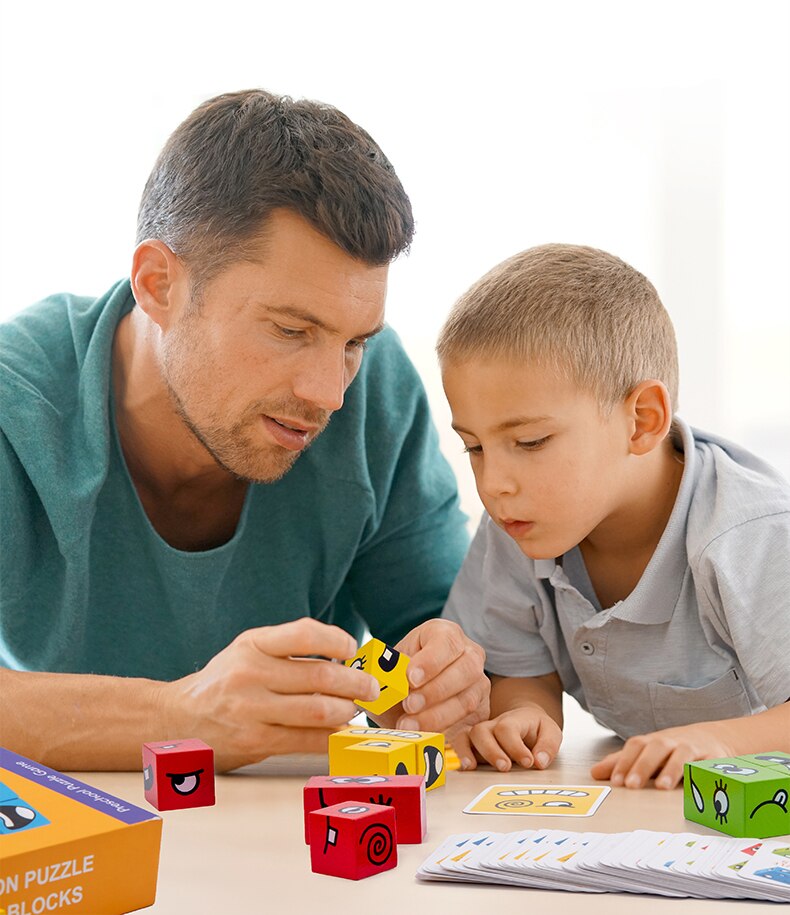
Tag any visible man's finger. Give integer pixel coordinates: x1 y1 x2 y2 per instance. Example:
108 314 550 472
269 657 380 702
397 683 485 733
402 650 488 715
253 693 360 730
242 618 357 661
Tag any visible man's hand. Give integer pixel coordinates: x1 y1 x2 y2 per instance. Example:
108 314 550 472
373 619 489 737
161 618 380 771
590 720 737 789
464 704 563 772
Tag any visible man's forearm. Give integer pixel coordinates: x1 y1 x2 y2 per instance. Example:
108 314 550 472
0 667 167 770
490 672 564 727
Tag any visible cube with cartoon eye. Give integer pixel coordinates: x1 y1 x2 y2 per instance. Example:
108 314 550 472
142 739 215 811
344 637 410 715
329 727 446 791
308 802 397 880
684 753 790 838
303 774 426 844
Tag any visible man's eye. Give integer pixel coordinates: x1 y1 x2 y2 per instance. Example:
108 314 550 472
517 436 549 451
345 338 368 351
274 325 305 339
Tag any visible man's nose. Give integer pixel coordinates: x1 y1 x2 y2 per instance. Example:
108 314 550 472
292 347 347 412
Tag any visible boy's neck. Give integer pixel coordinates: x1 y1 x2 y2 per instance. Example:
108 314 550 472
579 431 685 608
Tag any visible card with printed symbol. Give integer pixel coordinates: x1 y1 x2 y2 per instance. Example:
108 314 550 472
463 783 610 817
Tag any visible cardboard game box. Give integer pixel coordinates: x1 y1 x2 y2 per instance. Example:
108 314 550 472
0 748 161 915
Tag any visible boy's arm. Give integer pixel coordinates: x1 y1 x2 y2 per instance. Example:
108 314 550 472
491 672 564 725
591 701 790 790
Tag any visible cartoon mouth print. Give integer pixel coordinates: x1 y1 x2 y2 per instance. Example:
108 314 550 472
329 776 388 785
495 788 588 811
749 789 789 820
0 804 37 830
166 768 204 796
754 755 790 771
711 763 758 776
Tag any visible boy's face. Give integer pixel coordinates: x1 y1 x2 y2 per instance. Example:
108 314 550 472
442 357 631 560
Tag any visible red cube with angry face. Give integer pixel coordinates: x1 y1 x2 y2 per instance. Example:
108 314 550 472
142 739 215 811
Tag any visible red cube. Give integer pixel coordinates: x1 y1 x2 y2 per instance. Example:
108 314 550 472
142 739 215 811
303 775 426 844
309 802 397 880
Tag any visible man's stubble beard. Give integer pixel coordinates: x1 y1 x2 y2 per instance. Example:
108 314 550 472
160 318 330 484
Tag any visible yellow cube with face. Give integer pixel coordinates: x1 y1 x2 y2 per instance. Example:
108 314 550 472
328 727 446 791
328 739 416 778
344 638 410 715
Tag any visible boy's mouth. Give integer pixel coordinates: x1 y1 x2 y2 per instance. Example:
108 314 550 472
500 518 535 539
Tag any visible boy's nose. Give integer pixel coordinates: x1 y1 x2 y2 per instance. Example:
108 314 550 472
478 459 519 499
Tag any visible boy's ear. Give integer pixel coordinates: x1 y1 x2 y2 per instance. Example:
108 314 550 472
625 379 673 456
130 240 189 330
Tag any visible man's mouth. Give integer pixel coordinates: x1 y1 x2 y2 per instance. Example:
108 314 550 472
263 415 320 451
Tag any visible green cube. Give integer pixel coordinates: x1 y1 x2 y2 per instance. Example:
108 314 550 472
684 752 790 839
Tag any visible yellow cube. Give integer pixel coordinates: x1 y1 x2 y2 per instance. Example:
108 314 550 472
328 739 416 777
344 638 410 715
328 727 446 790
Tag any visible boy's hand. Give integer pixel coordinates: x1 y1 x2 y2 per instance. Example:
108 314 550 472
466 704 563 772
590 720 737 789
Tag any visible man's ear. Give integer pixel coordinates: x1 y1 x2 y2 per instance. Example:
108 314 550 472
130 240 189 330
625 379 673 456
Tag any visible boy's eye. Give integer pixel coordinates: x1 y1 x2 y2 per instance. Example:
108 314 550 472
517 436 550 451
462 444 482 455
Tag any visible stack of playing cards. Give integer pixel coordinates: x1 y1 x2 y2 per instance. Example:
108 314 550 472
417 829 790 900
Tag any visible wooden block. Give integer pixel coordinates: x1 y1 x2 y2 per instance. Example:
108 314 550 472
345 638 410 715
329 727 446 790
309 802 397 880
684 752 790 838
142 739 215 811
303 774 426 844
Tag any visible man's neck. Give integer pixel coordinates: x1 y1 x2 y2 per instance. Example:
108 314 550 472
111 309 248 551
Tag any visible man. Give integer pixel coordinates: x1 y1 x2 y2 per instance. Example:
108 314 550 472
0 90 487 771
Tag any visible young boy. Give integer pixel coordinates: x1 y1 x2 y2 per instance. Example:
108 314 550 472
438 244 790 790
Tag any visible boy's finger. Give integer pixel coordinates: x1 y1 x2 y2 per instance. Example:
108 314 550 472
590 751 620 780
469 725 512 772
492 720 534 769
530 722 562 770
655 748 688 789
447 728 477 771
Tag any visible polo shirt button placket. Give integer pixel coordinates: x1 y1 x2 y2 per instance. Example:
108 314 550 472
580 641 595 656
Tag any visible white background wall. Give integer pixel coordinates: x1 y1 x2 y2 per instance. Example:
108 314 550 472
1 0 788 527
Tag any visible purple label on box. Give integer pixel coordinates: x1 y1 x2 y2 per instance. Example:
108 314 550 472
0 748 158 825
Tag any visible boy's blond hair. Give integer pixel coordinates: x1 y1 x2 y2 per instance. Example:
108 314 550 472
437 244 679 412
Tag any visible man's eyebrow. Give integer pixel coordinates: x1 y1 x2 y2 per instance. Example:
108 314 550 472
266 305 384 339
452 415 554 435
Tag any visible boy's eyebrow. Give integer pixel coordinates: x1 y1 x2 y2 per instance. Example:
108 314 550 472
265 304 385 339
452 415 554 435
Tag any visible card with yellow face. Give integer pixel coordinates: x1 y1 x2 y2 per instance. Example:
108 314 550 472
463 784 611 817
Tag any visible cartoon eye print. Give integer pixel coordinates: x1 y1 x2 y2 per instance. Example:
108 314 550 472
143 764 154 791
329 776 388 785
166 768 204 796
423 746 444 788
495 799 534 809
749 789 789 820
713 779 730 824
349 655 366 671
0 804 36 830
540 801 574 808
323 821 339 853
688 771 705 813
363 741 392 748
755 755 790 771
712 763 758 776
369 793 394 806
377 646 401 674
338 805 370 815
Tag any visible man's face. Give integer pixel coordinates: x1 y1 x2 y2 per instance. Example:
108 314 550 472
442 357 631 560
159 210 388 483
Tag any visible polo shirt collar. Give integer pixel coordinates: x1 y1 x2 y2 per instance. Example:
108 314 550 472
536 418 697 625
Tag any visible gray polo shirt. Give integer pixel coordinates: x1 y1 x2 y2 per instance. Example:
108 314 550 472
443 418 790 738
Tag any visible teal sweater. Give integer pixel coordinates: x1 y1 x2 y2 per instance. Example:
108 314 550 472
0 281 468 680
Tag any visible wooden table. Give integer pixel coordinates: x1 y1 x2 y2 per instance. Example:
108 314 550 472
79 702 785 914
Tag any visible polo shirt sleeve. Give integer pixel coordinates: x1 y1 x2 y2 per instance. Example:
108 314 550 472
442 514 557 678
696 511 790 709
